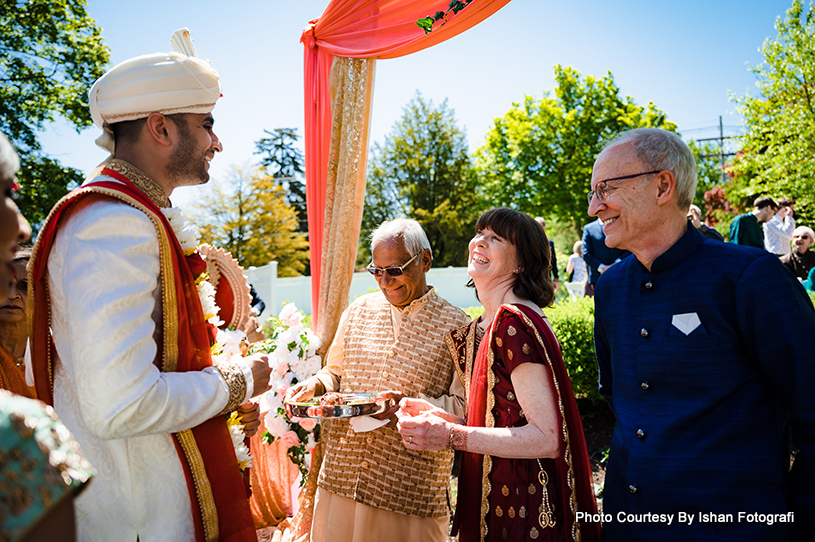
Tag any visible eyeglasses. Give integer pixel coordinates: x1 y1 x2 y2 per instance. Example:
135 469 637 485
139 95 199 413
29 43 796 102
586 170 662 205
366 252 420 277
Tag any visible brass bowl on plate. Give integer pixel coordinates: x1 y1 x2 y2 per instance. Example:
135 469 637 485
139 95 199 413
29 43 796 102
284 393 394 419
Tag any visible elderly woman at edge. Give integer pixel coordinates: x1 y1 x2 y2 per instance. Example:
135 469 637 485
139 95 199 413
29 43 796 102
0 246 35 397
398 208 599 542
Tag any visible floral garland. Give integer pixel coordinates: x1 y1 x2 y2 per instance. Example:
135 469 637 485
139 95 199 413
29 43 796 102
162 207 250 470
251 303 322 484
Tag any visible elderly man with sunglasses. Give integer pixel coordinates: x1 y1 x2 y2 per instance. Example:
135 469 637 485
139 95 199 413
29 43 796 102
287 218 469 542
589 128 815 541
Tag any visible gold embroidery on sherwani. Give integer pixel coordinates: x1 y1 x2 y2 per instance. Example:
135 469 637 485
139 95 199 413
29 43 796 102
318 290 469 518
32 184 220 541
215 362 248 416
105 159 171 208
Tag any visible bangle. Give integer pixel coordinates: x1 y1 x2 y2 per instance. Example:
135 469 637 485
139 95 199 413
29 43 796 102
449 424 468 451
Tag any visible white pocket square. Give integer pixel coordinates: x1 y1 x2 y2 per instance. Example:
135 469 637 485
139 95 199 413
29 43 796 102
672 312 701 336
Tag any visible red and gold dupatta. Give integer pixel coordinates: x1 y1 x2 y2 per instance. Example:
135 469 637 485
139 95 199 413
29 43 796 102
449 304 599 542
29 169 255 542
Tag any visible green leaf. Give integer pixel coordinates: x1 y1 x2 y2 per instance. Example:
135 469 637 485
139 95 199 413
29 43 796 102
416 17 434 34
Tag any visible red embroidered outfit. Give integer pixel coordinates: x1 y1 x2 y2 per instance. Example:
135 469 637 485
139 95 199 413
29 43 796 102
446 304 599 542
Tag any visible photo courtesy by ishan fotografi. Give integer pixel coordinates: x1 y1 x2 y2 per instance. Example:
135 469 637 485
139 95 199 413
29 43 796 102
576 511 797 526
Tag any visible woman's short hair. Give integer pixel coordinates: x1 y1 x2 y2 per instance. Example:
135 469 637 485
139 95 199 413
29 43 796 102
468 207 555 308
794 226 815 240
370 218 432 259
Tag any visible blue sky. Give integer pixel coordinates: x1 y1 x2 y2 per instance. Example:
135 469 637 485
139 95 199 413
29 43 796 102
38 0 795 206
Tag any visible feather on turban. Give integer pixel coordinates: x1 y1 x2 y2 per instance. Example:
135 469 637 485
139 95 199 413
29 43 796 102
89 28 221 153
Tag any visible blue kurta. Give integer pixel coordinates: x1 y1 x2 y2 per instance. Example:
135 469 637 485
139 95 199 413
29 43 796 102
595 223 815 541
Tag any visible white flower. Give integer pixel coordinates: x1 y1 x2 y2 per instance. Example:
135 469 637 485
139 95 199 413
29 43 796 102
226 411 252 470
162 207 200 256
264 409 291 438
197 279 220 321
220 329 247 361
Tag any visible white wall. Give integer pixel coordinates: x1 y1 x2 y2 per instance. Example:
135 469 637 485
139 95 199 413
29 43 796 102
244 263 478 325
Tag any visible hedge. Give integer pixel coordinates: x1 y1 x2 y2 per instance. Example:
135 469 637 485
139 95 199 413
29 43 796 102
464 297 601 404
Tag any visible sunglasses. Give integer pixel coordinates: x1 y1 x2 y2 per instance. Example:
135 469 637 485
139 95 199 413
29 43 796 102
366 252 420 277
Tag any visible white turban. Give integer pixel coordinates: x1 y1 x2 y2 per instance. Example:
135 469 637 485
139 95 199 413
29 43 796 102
89 28 221 153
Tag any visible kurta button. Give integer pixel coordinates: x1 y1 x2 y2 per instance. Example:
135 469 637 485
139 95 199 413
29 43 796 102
641 381 650 390
636 429 645 439
361 461 368 468
645 281 653 289
629 484 638 494
366 437 373 445
382 371 389 378
640 328 649 338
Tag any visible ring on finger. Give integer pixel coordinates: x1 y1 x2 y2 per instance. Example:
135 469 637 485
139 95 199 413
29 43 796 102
408 436 413 444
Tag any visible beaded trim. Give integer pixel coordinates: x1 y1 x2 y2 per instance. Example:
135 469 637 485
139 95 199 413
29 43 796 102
215 362 247 416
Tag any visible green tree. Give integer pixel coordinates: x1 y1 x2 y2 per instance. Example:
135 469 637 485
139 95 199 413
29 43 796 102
1 0 110 226
729 0 815 226
687 140 732 209
255 128 307 232
476 65 676 232
360 92 481 267
192 166 309 277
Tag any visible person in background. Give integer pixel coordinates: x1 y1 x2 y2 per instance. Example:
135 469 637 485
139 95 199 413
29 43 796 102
729 196 777 248
0 131 92 542
687 204 724 242
780 226 815 281
566 240 588 283
0 247 35 398
581 217 628 296
764 196 795 256
0 131 30 301
535 217 559 291
589 127 814 541
249 283 266 317
286 218 470 542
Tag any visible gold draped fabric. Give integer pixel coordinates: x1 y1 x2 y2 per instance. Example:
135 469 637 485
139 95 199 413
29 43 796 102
288 56 376 541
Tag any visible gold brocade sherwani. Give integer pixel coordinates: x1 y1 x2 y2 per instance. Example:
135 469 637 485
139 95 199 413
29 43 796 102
318 289 470 518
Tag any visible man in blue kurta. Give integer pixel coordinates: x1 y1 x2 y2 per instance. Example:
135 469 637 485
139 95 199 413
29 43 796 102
588 128 815 541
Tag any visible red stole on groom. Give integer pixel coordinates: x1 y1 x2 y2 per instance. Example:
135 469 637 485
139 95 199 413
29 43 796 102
29 167 256 542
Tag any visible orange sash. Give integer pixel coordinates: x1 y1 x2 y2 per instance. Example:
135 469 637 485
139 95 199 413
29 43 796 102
29 170 256 542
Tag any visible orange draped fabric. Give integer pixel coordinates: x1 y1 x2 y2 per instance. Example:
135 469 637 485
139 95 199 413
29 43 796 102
302 0 511 326
0 345 36 399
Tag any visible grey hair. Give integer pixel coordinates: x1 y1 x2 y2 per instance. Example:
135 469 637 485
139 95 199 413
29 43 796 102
605 128 697 209
794 226 815 239
370 218 432 258
0 131 20 181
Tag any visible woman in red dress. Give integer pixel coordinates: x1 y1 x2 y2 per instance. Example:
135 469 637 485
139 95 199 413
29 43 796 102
397 208 599 542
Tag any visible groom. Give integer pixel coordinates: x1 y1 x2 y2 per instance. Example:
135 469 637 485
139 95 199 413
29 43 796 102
30 30 271 542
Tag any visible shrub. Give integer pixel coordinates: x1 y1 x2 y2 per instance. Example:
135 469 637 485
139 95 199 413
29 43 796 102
545 297 601 404
461 298 600 404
